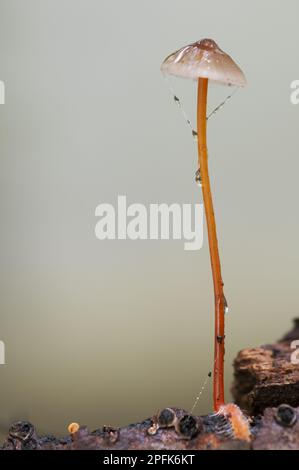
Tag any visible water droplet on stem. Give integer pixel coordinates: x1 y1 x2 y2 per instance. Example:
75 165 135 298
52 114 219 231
195 168 202 187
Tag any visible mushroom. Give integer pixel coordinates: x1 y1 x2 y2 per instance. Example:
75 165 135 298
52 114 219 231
68 422 80 434
161 39 246 411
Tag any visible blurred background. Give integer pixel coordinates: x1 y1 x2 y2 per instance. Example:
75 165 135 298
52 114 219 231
0 0 298 441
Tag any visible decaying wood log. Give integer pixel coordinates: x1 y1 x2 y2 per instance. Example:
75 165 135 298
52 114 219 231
1 410 246 451
252 405 299 450
232 319 299 414
2 404 299 450
1 320 299 450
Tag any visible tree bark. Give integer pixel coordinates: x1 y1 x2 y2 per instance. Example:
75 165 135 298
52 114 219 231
2 320 299 450
232 318 299 414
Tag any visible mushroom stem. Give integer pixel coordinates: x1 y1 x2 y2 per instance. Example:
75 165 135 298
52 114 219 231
197 78 225 411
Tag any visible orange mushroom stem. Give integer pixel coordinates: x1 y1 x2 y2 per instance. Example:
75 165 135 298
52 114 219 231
197 77 225 410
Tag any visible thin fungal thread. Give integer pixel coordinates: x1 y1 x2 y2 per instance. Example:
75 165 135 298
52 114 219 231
190 361 215 415
163 74 197 140
190 343 230 414
163 75 239 190
206 86 239 120
163 74 239 137
190 374 211 415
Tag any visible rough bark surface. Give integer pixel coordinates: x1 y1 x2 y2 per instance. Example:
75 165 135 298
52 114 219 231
232 319 299 414
2 320 299 450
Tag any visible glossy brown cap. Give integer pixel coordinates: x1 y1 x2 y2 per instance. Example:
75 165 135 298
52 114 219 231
161 39 246 87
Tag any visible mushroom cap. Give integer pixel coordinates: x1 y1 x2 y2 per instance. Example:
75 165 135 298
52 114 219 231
161 39 247 87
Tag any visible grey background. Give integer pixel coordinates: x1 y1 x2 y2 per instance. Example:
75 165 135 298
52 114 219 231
0 0 298 439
